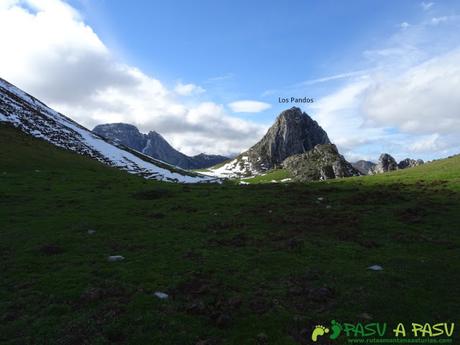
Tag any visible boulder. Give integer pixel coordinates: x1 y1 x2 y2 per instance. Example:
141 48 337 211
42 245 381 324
398 158 424 169
370 153 398 174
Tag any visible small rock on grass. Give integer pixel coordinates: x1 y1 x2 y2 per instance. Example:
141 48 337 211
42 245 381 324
357 312 374 320
154 291 169 300
367 265 383 271
107 255 124 262
87 229 96 235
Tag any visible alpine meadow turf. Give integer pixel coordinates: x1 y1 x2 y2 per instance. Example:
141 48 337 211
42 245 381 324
1 124 459 344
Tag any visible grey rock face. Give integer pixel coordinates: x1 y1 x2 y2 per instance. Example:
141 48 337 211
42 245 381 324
93 123 145 152
227 107 330 176
93 123 228 169
352 160 376 175
398 158 424 169
282 144 361 181
142 130 195 168
370 153 398 174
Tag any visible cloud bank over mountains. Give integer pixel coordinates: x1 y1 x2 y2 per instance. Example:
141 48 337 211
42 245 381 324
309 7 460 161
0 0 459 161
0 0 267 156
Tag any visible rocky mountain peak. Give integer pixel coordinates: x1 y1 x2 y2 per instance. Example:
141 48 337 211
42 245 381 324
209 107 332 177
371 153 398 174
270 107 330 148
93 123 228 169
247 108 330 169
352 160 376 175
93 123 145 152
277 106 305 122
146 130 163 139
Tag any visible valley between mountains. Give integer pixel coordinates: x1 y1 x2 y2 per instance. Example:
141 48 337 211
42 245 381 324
0 78 459 344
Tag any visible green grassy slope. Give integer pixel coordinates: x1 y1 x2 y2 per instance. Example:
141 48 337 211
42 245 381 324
352 155 460 185
1 124 459 345
242 156 460 185
241 169 292 184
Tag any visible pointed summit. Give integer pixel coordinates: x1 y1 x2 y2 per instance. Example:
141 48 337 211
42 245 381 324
209 107 331 177
247 107 331 169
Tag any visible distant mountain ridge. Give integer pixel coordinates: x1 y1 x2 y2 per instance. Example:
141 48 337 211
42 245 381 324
93 123 228 169
0 77 218 183
352 160 376 175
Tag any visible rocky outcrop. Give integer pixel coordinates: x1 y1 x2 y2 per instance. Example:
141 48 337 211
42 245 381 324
93 123 228 169
282 144 361 181
369 154 425 174
398 158 424 169
352 160 376 175
370 153 398 174
210 107 330 177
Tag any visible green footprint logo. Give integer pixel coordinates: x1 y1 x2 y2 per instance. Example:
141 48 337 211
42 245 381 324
330 320 342 340
311 325 329 342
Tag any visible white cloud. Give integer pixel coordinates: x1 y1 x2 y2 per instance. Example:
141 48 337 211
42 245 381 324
309 12 460 162
421 2 434 11
400 22 410 29
174 82 205 96
0 0 266 156
165 102 268 155
363 49 460 135
311 48 460 161
299 70 369 86
310 78 391 160
408 134 442 152
228 100 271 113
431 16 447 25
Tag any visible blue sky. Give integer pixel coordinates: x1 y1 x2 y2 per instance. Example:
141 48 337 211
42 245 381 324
1 0 460 160
69 0 429 104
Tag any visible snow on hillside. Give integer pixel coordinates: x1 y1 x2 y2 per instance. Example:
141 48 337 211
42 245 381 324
0 78 219 183
203 155 261 178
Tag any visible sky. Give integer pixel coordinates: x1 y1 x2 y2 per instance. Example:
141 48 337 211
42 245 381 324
0 0 460 161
